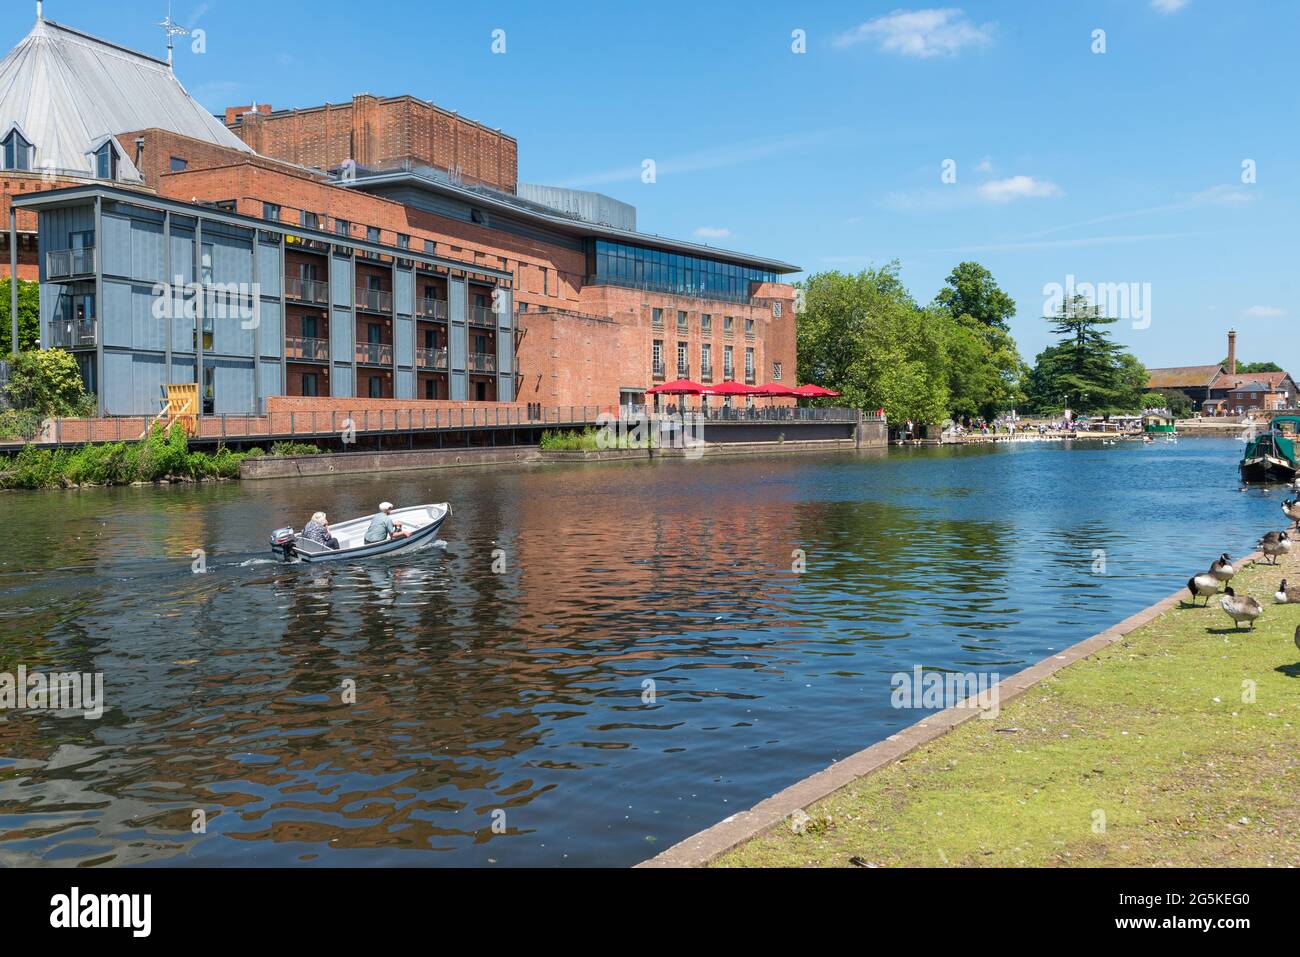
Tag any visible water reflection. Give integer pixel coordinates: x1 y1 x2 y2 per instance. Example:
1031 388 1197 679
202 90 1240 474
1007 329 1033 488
0 439 1284 866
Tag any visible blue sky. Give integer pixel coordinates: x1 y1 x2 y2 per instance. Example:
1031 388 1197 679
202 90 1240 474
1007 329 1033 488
9 1 1299 371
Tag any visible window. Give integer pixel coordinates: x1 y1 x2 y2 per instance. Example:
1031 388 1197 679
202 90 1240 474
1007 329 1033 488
724 345 734 378
583 239 780 303
424 239 437 254
301 315 318 340
724 316 734 335
367 226 380 244
202 366 215 415
398 234 409 249
302 372 319 397
772 361 782 381
335 219 350 236
200 243 214 285
677 341 688 377
652 339 664 376
264 202 281 221
169 156 188 173
701 313 712 334
773 301 782 317
702 342 712 373
652 307 664 328
745 318 755 336
93 141 119 180
745 347 755 381
677 310 688 332
3 129 31 171
301 210 319 229
424 377 437 400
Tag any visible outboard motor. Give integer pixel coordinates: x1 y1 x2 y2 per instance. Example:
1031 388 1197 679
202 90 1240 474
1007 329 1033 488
270 527 297 562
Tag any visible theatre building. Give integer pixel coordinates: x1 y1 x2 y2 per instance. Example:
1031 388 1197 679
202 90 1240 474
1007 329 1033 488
3 12 799 418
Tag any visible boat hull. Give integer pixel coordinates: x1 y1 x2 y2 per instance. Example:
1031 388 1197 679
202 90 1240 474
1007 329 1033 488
1240 455 1298 484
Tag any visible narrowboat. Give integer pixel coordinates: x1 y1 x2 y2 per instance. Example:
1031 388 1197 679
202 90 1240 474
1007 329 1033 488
1240 416 1300 483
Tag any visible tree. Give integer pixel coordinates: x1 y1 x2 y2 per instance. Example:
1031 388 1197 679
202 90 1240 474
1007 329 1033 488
932 261 1017 331
3 348 94 416
1142 389 1192 417
1219 358 1283 374
1024 293 1147 414
0 278 40 354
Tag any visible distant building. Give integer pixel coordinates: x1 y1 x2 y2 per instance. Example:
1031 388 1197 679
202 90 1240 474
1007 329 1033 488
1146 330 1296 414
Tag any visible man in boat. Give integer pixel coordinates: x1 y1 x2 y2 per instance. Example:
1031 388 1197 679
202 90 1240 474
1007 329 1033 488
363 502 411 544
301 511 341 550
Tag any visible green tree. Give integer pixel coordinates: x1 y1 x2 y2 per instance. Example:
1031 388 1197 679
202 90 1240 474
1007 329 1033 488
1142 389 1192 417
932 261 1017 331
1219 359 1283 374
0 278 40 354
3 348 94 416
1025 293 1146 414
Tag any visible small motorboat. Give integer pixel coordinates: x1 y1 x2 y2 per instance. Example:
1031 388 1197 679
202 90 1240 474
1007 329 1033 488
270 503 450 563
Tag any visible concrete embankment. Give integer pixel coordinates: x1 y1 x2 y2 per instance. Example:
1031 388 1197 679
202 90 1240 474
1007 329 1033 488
240 446 542 480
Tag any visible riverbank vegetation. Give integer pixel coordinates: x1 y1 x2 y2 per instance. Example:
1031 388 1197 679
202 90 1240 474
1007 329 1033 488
0 278 39 354
539 427 653 451
717 550 1300 867
0 422 249 489
0 348 97 440
797 263 1151 424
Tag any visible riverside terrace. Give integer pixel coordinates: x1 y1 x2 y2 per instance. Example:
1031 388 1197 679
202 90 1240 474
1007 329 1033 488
0 400 878 453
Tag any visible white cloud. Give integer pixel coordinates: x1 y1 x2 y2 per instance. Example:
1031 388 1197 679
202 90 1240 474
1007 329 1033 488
833 8 994 58
975 157 993 174
1241 305 1284 318
976 175 1063 203
1151 0 1190 14
1185 184 1254 207
692 227 731 240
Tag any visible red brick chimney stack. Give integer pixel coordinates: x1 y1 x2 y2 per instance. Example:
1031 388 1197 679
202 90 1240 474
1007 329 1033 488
1227 329 1237 375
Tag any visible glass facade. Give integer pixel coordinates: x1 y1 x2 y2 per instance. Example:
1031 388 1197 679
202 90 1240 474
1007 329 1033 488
584 239 779 304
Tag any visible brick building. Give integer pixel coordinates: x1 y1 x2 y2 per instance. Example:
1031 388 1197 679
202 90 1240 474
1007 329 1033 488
4 12 799 417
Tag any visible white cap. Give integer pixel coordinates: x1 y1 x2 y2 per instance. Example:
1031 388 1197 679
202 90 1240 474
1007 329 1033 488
379 502 394 511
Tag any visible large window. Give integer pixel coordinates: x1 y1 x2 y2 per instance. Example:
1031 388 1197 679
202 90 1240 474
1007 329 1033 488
584 239 780 304
3 130 31 171
94 141 119 180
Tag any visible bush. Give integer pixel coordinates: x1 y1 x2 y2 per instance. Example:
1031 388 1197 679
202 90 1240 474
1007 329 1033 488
3 349 95 417
270 440 324 457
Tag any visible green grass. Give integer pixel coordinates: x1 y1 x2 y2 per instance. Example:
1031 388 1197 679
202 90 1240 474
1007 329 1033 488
539 427 653 451
716 551 1300 868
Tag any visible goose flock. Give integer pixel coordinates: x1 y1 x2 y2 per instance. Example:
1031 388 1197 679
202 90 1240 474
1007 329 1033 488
1183 480 1300 633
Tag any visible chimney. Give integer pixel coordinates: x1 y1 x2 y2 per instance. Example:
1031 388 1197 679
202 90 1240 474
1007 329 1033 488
1227 329 1237 375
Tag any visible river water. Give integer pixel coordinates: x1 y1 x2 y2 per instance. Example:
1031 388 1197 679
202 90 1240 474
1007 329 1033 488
0 437 1285 866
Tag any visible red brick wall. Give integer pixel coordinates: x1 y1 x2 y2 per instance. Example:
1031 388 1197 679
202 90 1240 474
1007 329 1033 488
228 95 518 193
1 171 106 280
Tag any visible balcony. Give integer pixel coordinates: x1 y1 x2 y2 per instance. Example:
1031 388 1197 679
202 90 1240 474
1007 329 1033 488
47 247 96 279
355 341 394 366
418 297 448 320
356 287 393 313
701 363 713 383
285 336 329 361
724 367 734 381
469 305 496 327
417 347 448 370
48 318 97 349
677 365 690 379
286 276 329 305
745 371 756 385
468 352 497 374
652 359 666 380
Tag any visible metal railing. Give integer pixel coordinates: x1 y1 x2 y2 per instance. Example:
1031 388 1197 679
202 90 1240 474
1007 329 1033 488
355 341 394 365
6 404 868 447
417 347 448 370
285 276 329 305
418 297 448 320
48 319 98 349
700 364 713 382
468 352 497 373
745 372 756 385
356 287 393 313
285 336 329 361
469 305 497 327
652 360 666 379
677 365 690 378
47 247 96 279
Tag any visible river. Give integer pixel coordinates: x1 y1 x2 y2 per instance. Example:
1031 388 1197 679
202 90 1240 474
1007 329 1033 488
0 437 1285 866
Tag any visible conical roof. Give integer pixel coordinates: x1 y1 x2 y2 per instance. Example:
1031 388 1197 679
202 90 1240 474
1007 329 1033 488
0 16 251 180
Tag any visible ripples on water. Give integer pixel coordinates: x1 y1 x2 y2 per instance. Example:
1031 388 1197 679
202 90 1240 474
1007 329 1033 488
0 438 1285 866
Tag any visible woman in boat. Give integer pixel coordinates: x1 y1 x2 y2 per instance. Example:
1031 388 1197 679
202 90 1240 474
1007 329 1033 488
302 512 341 550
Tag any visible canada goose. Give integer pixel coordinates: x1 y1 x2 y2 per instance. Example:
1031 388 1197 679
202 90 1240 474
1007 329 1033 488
1275 579 1300 604
1187 572 1220 606
1209 554 1236 584
1260 530 1292 565
1220 587 1262 630
1282 498 1300 527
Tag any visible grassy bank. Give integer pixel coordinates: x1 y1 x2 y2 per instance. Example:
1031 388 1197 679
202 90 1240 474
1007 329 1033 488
0 425 325 490
539 426 653 451
716 547 1300 867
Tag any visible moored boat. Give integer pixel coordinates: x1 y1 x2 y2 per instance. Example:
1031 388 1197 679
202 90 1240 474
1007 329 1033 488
1240 415 1300 483
1142 413 1177 435
270 503 451 563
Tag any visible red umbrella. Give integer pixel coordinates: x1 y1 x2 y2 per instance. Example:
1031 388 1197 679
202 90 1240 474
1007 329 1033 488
702 381 758 396
791 384 841 397
646 379 705 395
751 383 799 397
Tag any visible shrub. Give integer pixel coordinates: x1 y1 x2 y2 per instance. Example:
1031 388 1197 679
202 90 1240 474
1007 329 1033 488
270 440 324 457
